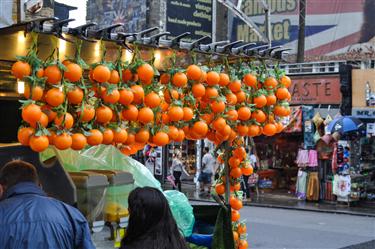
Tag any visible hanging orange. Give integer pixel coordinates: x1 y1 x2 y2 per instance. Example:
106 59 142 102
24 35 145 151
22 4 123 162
251 109 267 123
87 129 103 145
131 85 145 104
45 88 64 107
108 70 120 84
192 121 208 136
168 106 184 122
160 73 171 84
80 105 95 122
266 94 277 106
67 87 83 105
276 87 290 100
254 94 267 108
144 92 161 108
205 87 218 99
263 123 277 136
183 107 194 121
206 71 220 86
226 109 238 121
64 63 82 82
213 117 226 131
243 73 257 88
138 107 154 124
248 124 260 137
210 100 226 113
172 72 188 87
29 135 49 152
95 106 113 123
113 128 128 143
280 75 291 88
22 104 42 124
24 85 44 101
54 133 72 150
102 129 114 145
44 65 62 84
264 76 278 89
119 88 134 105
153 132 170 146
18 127 35 146
229 80 242 93
237 106 251 121
192 83 206 98
54 113 74 129
186 64 202 81
235 91 246 103
218 73 230 86
168 126 179 141
237 125 249 136
11 61 31 79
137 63 154 84
71 133 87 150
93 65 111 83
135 129 150 144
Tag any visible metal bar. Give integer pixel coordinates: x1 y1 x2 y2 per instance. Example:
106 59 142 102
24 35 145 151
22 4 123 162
218 0 269 43
224 141 230 204
212 0 217 43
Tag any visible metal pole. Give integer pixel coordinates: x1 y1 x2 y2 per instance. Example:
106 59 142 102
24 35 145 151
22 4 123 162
212 0 217 42
17 0 25 23
265 8 271 47
224 141 231 204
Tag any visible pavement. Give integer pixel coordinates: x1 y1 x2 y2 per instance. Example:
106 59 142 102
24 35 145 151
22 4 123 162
164 181 375 217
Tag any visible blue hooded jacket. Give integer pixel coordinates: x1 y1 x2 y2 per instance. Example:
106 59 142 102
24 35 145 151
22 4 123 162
0 182 95 249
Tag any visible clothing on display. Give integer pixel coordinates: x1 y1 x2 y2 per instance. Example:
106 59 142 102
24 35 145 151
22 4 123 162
306 172 319 201
333 175 351 197
296 149 309 167
296 169 307 200
308 150 318 167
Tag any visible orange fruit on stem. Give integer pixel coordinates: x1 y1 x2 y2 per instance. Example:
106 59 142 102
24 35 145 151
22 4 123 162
237 125 249 136
137 63 154 84
44 65 62 84
230 167 242 178
192 83 206 98
96 106 113 123
108 70 120 84
102 88 120 104
276 87 290 100
80 105 95 122
153 132 170 146
29 112 48 128
122 69 133 82
54 133 72 150
236 91 246 103
168 126 179 141
144 92 161 108
71 133 87 150
211 100 226 113
206 71 220 86
231 209 240 222
238 240 248 249
192 121 208 136
264 76 278 90
93 65 111 83
24 85 43 101
138 107 154 124
229 196 243 210
226 109 238 121
205 87 218 99
119 89 134 105
102 129 114 145
29 135 49 152
183 107 194 121
113 128 128 143
238 106 251 121
266 94 277 106
45 88 65 107
213 117 226 131
254 94 267 108
87 129 103 145
67 87 83 105
22 104 42 124
243 73 257 88
248 124 261 137
218 73 230 86
280 75 291 88
215 183 225 195
252 109 267 123
226 93 237 105
64 63 82 82
160 73 171 84
11 61 31 79
242 166 254 176
186 65 202 81
263 123 277 136
18 127 35 145
135 129 150 144
168 106 184 122
124 133 135 145
54 113 74 129
122 104 139 121
172 72 188 87
131 85 144 104
229 80 242 93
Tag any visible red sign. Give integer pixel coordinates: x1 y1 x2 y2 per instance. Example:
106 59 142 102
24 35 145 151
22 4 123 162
289 75 342 104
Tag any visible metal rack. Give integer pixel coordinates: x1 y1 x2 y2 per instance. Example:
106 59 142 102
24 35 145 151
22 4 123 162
0 17 290 62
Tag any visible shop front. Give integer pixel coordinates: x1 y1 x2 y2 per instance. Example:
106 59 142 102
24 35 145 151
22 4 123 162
253 73 343 201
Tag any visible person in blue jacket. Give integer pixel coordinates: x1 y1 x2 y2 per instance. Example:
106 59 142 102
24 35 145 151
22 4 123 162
0 160 95 249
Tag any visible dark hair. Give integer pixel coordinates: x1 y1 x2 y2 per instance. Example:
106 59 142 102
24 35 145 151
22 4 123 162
121 187 188 249
0 160 39 188
204 147 209 153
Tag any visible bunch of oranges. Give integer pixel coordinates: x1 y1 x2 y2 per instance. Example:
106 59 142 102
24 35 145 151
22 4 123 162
13 40 292 249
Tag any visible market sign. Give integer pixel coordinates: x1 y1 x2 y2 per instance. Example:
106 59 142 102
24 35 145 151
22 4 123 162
288 75 341 105
352 108 375 119
166 0 212 40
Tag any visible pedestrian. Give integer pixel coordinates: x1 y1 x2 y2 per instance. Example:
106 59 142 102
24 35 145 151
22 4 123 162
121 187 189 249
170 150 189 192
199 147 215 195
0 160 95 249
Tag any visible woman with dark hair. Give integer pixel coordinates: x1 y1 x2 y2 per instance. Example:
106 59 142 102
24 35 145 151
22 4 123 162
121 187 189 249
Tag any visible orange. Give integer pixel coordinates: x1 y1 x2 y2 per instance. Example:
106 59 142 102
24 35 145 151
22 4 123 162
67 87 83 105
93 65 111 83
186 65 202 81
18 127 35 145
237 106 251 121
276 87 290 100
280 75 291 88
168 106 184 122
254 94 267 108
243 73 257 88
172 72 188 87
231 209 240 222
138 107 154 124
218 73 230 86
159 73 171 84
11 61 31 79
95 106 113 123
54 133 72 150
168 126 179 141
54 113 74 129
102 129 114 145
80 105 95 122
122 105 138 121
29 112 48 128
192 121 208 136
215 184 225 195
251 109 267 123
144 92 161 108
153 132 170 146
45 88 65 107
64 63 82 82
102 89 120 104
263 123 277 136
22 104 42 124
206 71 220 86
108 70 120 84
205 87 218 99
237 125 249 136
192 83 206 98
131 85 144 104
87 129 103 145
226 109 238 121
44 65 62 84
71 133 87 150
226 93 237 105
29 135 49 152
264 76 278 89
236 91 246 103
183 107 194 121
118 89 134 105
213 117 226 131
266 94 277 106
210 100 225 113
229 80 241 93
135 129 150 144
229 196 243 210
24 85 44 101
113 128 128 143
137 63 154 84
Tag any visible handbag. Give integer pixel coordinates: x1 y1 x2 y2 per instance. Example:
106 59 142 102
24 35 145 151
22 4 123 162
248 173 259 186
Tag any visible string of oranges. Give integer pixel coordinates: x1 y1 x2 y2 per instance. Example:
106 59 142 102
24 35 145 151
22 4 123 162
12 35 292 249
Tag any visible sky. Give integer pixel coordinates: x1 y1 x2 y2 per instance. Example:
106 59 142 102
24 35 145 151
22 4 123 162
55 0 87 27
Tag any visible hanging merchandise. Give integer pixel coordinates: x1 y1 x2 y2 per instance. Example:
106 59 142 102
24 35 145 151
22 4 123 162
306 172 320 201
312 111 324 129
295 169 307 200
313 130 321 143
308 150 318 167
296 148 309 167
303 106 315 148
333 175 351 197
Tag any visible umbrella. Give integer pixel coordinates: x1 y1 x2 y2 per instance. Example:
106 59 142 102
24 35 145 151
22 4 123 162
327 116 364 134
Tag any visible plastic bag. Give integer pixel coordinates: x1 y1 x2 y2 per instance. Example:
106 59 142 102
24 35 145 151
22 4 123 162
40 145 161 190
164 190 195 237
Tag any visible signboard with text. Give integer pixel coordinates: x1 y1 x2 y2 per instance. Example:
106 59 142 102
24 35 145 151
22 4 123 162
289 75 342 105
166 0 212 40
